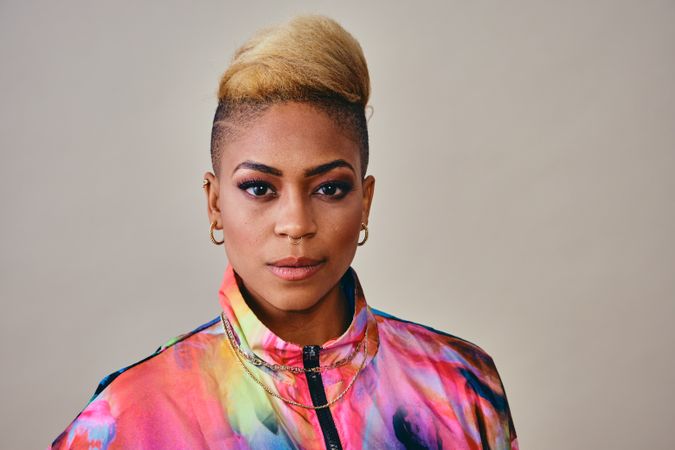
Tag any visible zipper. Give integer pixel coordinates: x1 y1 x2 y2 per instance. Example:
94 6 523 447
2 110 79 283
303 345 343 450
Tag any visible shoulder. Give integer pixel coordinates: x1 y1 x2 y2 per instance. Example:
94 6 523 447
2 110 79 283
50 316 224 449
74 315 224 406
372 307 496 366
91 315 223 396
371 308 517 442
371 307 507 402
371 307 518 446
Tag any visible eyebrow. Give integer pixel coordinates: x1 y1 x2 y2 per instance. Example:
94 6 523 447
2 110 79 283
232 159 356 177
232 161 282 176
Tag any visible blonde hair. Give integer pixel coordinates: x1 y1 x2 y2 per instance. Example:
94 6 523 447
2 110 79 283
211 15 371 176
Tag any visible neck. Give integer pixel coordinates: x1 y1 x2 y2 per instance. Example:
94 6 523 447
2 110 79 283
241 282 351 347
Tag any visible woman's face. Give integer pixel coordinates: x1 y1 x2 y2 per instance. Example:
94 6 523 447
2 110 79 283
204 102 375 314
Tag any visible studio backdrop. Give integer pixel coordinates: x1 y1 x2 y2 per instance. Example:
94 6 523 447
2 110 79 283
1 1 674 449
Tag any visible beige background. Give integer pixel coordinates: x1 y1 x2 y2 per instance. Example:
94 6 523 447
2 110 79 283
1 1 674 449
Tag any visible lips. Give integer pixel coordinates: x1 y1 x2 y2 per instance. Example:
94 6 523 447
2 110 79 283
267 257 325 281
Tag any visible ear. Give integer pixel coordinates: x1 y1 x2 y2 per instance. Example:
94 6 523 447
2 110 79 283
203 171 221 228
360 175 375 225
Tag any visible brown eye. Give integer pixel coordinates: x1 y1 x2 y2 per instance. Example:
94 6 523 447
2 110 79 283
320 184 338 195
315 181 352 198
249 185 269 196
238 180 276 198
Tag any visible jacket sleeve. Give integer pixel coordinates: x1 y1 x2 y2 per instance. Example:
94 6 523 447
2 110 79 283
49 395 118 450
48 341 164 449
467 353 519 450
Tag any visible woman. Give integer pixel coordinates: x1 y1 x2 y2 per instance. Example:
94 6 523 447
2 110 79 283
51 15 518 450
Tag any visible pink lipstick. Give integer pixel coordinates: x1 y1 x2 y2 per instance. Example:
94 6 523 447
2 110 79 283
268 257 325 281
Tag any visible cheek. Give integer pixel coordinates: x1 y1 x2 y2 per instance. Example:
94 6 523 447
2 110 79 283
219 193 267 249
318 200 363 243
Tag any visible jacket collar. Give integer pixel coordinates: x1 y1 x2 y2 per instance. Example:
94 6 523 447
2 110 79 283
218 263 378 375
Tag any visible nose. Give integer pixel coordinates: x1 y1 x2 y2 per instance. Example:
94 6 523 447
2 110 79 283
273 189 318 240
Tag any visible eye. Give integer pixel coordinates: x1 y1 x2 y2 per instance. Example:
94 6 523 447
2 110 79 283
314 181 352 199
238 180 276 198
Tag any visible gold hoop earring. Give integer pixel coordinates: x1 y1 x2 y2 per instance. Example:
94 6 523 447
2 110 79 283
357 222 368 246
210 221 224 245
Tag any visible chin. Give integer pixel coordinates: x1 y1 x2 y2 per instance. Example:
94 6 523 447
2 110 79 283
271 298 322 313
266 285 328 313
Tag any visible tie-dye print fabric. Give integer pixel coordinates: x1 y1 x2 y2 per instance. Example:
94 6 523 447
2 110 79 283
50 264 518 449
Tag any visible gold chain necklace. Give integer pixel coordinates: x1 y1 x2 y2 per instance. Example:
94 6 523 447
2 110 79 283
220 312 368 410
221 313 364 374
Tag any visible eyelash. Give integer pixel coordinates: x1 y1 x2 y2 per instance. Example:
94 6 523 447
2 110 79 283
237 179 353 200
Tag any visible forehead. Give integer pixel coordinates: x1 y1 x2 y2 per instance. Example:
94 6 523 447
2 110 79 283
218 102 360 175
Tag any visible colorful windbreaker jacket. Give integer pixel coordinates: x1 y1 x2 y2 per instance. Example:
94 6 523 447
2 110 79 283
51 264 519 449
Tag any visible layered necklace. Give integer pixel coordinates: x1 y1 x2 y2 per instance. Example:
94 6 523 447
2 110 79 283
220 312 368 410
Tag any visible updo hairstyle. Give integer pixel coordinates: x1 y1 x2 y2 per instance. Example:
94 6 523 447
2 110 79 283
210 15 371 178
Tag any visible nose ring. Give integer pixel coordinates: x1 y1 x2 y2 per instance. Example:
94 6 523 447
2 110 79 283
288 235 302 245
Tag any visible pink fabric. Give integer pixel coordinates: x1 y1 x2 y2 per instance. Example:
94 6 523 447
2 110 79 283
50 264 518 449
